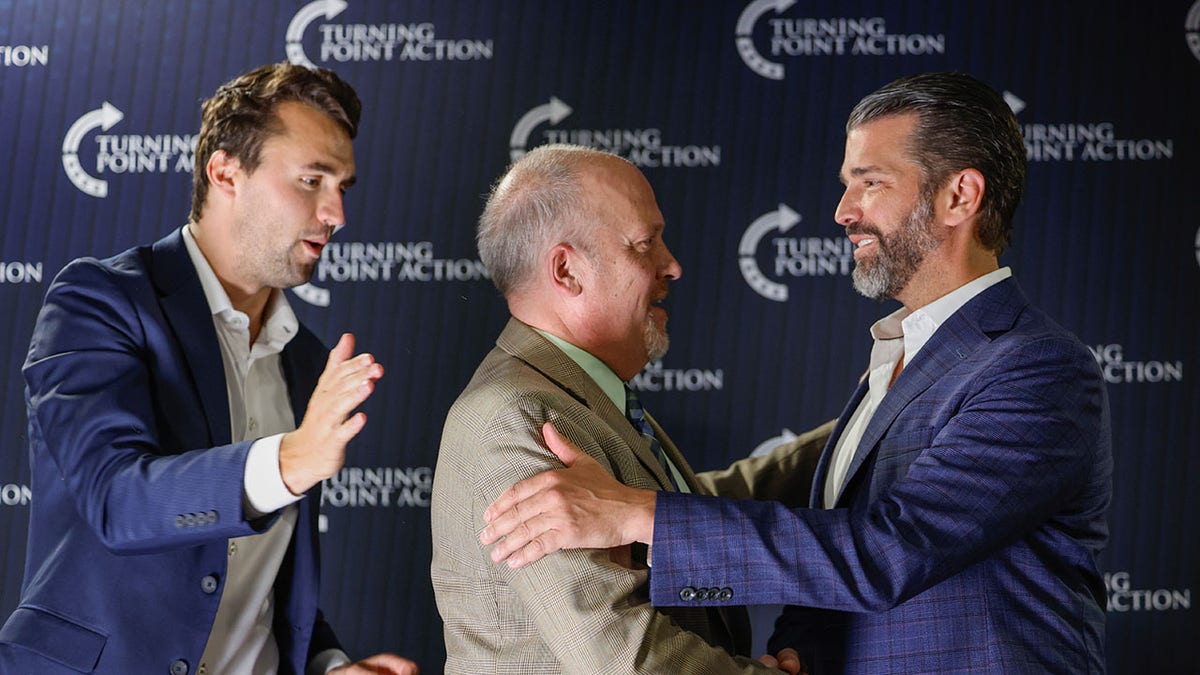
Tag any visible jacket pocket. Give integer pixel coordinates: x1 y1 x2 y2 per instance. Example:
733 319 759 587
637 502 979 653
0 606 107 672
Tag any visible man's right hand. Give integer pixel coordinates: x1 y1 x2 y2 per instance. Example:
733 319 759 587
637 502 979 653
758 648 806 675
279 333 383 495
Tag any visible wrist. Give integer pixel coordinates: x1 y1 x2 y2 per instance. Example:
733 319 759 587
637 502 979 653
278 431 313 496
626 487 657 544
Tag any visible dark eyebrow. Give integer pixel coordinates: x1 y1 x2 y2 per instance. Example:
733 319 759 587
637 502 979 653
838 165 885 184
303 162 356 188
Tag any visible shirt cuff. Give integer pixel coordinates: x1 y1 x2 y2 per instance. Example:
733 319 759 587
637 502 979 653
308 648 352 675
243 433 303 518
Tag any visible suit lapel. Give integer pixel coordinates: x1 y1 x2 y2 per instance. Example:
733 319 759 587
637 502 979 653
811 379 868 509
149 230 232 446
645 411 700 492
496 319 677 491
832 279 1028 506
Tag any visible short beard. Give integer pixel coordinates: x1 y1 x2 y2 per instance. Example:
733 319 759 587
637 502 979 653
851 194 940 301
644 318 670 363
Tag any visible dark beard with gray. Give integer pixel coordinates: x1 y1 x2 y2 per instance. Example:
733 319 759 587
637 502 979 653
850 196 940 301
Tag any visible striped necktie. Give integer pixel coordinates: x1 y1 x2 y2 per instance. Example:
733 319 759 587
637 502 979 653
624 386 680 491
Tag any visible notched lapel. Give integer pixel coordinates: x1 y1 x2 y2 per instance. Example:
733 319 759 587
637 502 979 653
150 232 232 447
496 319 677 490
833 279 1027 505
813 380 868 509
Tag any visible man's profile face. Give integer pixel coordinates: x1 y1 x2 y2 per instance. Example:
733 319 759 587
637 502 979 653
575 159 681 378
834 113 943 302
228 100 357 291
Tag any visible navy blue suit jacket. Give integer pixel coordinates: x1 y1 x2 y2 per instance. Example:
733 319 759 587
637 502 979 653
649 279 1112 673
0 230 339 674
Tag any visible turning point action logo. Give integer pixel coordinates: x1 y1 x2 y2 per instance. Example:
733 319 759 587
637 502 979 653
1 43 47 67
1106 571 1191 612
62 102 196 198
738 203 851 302
286 0 493 68
1088 344 1183 384
1187 1 1200 64
1006 92 1173 163
318 465 432 532
509 96 721 168
0 482 31 507
735 0 945 80
291 240 489 308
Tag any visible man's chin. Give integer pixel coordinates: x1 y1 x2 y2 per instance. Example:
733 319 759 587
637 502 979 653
645 334 670 363
851 264 891 302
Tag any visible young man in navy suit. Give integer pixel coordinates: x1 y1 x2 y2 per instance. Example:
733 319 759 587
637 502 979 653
0 63 417 675
481 72 1112 674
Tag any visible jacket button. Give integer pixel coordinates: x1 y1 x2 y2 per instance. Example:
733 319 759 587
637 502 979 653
170 659 189 675
679 586 697 601
200 574 219 594
718 587 733 601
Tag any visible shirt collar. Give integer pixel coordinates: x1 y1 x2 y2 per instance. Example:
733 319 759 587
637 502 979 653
532 328 627 412
871 267 1012 363
181 224 299 350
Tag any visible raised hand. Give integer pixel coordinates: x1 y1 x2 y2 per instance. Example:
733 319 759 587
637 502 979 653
279 333 384 495
480 422 657 568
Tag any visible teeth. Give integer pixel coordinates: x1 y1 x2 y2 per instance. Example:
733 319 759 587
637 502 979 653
857 238 875 248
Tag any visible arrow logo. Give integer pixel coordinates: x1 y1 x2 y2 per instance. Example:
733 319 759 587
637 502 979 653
286 0 349 68
738 203 800 301
509 96 573 161
1187 0 1200 63
1002 91 1026 115
62 102 124 198
291 282 332 307
735 0 795 80
751 428 799 457
1194 225 1200 269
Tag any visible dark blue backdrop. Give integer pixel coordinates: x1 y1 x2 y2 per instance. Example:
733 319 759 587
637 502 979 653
1 1 1196 672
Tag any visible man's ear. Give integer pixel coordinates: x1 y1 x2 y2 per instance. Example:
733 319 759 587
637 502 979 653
547 243 585 297
206 150 241 198
942 168 985 228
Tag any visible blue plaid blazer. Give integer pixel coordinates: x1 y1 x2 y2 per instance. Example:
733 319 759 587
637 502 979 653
649 278 1112 674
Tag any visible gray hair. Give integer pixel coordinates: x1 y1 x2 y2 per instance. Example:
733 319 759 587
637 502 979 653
477 144 623 296
847 72 1026 254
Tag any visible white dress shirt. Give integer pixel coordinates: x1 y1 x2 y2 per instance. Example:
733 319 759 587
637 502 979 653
822 267 1013 508
182 226 349 675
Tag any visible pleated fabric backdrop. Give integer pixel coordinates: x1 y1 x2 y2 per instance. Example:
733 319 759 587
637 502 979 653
1 1 1196 671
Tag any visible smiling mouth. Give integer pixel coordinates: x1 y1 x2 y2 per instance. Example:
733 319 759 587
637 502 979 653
849 234 879 258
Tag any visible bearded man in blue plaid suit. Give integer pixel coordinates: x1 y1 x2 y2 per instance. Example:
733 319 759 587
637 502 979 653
479 72 1113 674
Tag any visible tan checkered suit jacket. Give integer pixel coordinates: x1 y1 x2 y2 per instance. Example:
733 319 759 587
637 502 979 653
431 319 831 673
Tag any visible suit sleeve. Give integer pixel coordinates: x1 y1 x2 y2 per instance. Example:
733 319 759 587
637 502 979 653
465 399 775 673
22 259 264 554
693 419 834 504
649 336 1107 612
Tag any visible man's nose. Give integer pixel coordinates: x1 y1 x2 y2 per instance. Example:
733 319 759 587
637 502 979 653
318 192 345 230
834 190 859 228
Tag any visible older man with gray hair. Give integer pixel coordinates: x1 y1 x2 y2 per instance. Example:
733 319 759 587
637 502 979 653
431 144 828 673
